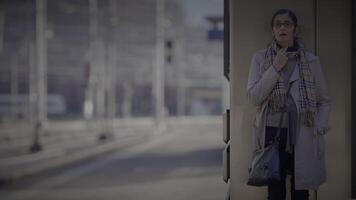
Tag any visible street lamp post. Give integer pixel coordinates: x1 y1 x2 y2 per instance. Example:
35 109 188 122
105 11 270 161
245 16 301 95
154 0 166 132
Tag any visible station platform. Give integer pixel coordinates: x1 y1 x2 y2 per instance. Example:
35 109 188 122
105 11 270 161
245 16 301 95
0 116 220 185
0 117 157 184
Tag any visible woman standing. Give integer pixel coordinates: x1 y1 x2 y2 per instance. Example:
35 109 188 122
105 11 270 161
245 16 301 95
246 9 331 200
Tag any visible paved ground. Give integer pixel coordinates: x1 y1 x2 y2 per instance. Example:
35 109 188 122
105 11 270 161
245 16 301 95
0 119 227 200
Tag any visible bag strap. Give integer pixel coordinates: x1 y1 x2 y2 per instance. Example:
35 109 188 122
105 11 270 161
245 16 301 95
274 84 292 144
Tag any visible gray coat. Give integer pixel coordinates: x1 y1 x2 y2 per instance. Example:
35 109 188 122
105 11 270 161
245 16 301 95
247 49 331 190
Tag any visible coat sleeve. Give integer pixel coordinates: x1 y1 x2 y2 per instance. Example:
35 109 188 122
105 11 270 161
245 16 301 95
313 58 331 134
246 52 281 106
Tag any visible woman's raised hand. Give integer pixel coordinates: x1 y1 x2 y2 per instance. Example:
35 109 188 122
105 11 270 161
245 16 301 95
273 47 288 72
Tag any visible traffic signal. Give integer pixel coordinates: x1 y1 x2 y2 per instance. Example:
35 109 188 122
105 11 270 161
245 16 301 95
165 39 173 64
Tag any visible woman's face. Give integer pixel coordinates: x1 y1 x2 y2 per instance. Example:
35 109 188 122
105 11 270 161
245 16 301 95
272 13 296 47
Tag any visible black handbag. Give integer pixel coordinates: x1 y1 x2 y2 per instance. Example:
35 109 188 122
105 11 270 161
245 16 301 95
247 137 281 186
247 86 291 187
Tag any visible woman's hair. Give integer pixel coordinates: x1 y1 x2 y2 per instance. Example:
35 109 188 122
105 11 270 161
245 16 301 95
270 9 298 28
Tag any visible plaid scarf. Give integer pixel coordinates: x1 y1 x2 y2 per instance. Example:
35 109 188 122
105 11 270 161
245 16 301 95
263 40 316 127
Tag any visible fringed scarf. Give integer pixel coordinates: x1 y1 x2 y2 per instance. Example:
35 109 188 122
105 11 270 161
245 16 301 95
263 40 316 127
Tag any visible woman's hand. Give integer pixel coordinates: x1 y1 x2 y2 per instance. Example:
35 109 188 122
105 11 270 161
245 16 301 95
273 47 288 72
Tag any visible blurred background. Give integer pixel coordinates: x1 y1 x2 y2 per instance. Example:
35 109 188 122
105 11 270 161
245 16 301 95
0 0 224 120
0 0 227 199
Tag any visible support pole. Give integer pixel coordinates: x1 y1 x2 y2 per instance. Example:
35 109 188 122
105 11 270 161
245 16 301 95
104 0 118 137
0 6 5 55
176 35 186 116
10 56 18 118
84 0 98 121
154 0 166 132
31 0 47 152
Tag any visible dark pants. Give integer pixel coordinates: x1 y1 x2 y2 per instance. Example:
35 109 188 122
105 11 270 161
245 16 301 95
265 126 309 200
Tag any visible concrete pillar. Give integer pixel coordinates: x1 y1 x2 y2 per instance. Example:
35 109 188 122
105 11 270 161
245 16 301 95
317 1 353 199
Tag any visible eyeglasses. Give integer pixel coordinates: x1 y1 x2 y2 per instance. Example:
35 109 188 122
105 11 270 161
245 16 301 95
273 21 294 29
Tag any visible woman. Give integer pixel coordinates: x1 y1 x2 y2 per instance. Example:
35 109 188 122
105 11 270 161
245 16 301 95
246 9 331 200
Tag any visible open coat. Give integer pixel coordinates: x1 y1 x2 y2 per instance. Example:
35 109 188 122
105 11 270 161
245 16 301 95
247 49 331 190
